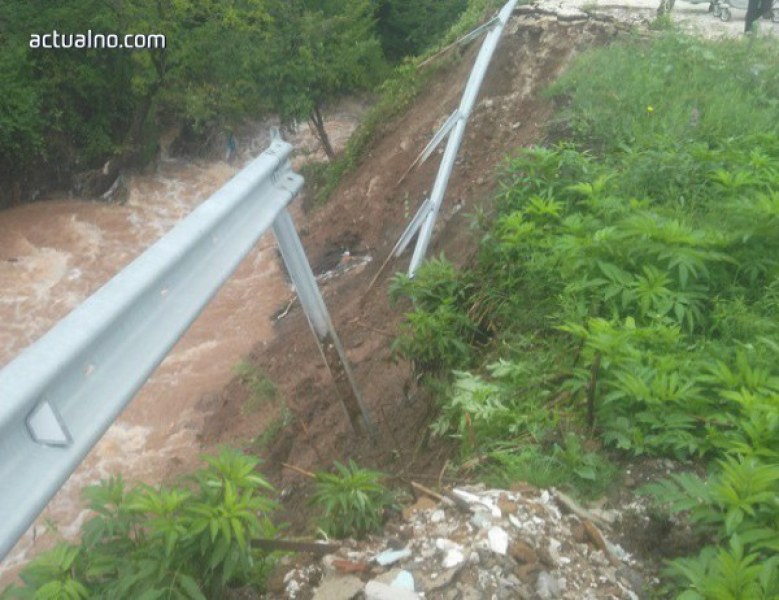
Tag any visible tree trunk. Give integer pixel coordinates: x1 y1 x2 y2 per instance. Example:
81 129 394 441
309 105 335 160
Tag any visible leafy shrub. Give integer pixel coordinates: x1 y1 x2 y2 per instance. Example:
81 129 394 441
311 461 395 539
2 449 277 599
391 30 779 595
390 256 478 372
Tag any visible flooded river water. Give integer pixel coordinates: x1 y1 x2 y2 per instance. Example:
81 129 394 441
0 109 363 582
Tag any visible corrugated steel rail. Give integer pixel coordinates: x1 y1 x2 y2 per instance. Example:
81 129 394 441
0 136 371 561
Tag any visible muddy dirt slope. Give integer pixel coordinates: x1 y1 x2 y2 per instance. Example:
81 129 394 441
202 11 624 504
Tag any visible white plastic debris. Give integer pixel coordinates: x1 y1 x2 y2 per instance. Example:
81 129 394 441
375 547 412 566
392 570 415 591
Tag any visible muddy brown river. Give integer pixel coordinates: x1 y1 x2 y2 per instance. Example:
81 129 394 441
0 110 363 582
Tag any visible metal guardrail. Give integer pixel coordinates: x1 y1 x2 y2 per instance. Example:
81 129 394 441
393 0 519 277
0 135 372 561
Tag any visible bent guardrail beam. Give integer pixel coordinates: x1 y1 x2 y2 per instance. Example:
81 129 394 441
0 136 372 561
405 0 519 276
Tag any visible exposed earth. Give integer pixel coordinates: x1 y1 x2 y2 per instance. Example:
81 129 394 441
2 0 777 593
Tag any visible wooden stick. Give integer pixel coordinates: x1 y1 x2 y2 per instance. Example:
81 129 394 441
352 320 395 338
438 459 451 489
410 480 450 505
251 538 340 555
553 489 609 528
282 462 316 479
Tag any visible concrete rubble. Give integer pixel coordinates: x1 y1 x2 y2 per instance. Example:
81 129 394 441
268 484 654 599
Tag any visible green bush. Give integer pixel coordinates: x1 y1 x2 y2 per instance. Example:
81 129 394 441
390 256 478 372
311 461 395 539
2 449 277 599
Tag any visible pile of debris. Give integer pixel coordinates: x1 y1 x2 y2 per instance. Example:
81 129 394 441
267 484 655 599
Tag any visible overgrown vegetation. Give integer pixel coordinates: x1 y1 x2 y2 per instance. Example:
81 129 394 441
375 0 469 62
391 30 779 596
2 449 277 598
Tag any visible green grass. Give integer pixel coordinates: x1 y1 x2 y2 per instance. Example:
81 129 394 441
248 407 294 452
234 361 277 415
546 31 779 152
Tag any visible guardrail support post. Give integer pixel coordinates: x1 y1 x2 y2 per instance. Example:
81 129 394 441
272 209 376 437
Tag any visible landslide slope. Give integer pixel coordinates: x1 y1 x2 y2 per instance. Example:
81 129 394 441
203 11 624 500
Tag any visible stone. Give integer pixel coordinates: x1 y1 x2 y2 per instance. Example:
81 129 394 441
497 494 518 516
516 561 543 583
509 540 538 564
471 509 493 529
435 538 462 552
430 509 445 523
365 580 420 600
488 526 509 555
442 548 465 568
536 571 565 600
403 496 437 520
571 522 588 544
313 575 364 600
457 584 483 600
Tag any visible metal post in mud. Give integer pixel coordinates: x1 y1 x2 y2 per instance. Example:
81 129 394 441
272 210 376 437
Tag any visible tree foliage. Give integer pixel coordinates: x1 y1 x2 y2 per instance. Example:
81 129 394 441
257 0 385 158
375 0 469 61
0 0 386 201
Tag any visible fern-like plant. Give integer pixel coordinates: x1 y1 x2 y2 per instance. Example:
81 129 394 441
311 460 394 539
